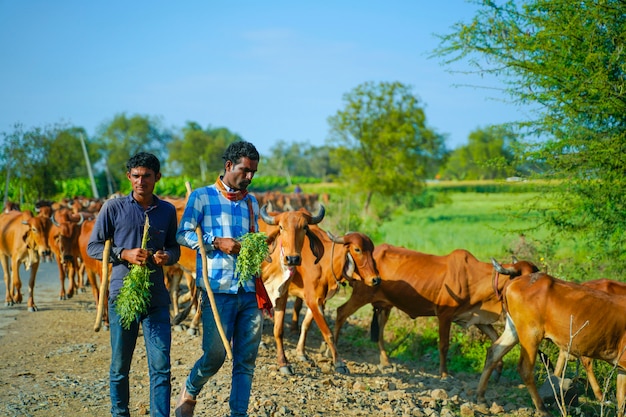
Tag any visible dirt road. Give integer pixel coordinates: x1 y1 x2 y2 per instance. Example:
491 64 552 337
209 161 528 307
0 262 536 417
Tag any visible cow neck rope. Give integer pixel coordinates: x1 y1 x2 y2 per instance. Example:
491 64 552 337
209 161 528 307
330 241 345 287
492 269 502 301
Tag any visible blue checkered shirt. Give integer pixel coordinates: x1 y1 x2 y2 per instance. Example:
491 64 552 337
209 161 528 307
176 184 259 294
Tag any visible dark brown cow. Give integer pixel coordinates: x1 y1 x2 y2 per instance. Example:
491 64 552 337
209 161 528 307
49 208 84 300
0 210 53 311
279 226 381 375
78 219 110 328
260 205 326 374
477 269 626 417
552 278 626 402
334 244 539 377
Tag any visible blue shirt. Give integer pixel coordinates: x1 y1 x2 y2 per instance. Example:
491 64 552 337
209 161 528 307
176 184 259 294
87 193 181 306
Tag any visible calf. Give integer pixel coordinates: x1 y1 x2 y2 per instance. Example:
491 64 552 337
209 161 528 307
477 270 626 417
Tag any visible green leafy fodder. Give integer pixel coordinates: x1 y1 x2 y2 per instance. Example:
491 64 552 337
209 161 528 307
235 232 269 286
115 215 153 330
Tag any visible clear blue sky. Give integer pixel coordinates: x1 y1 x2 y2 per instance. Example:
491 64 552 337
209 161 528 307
0 1 527 156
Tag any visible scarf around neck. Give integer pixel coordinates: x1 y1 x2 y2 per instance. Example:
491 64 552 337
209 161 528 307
215 176 248 202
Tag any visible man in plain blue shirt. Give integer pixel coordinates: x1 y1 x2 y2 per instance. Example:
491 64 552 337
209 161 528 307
88 152 180 417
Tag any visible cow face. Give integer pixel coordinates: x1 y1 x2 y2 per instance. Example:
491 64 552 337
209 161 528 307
21 211 52 262
50 209 83 264
262 205 325 273
327 231 381 287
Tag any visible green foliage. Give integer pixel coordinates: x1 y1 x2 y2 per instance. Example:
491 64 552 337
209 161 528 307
55 178 95 198
96 113 173 191
115 216 153 330
167 122 241 181
440 125 521 180
235 232 269 285
435 0 626 275
328 81 447 214
261 140 339 181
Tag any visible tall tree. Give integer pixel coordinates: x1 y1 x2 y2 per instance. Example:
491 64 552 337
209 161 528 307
96 113 173 191
435 0 626 268
328 81 446 213
441 125 518 180
167 122 241 182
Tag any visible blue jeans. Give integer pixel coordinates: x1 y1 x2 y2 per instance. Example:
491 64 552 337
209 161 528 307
108 303 171 417
185 288 263 417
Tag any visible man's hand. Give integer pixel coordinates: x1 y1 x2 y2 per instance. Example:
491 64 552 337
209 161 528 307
121 248 151 266
213 237 241 255
151 250 170 266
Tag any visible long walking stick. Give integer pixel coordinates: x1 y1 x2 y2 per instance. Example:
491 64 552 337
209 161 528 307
186 182 233 360
94 239 111 332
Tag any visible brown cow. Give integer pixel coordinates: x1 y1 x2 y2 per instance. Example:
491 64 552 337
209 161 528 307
260 205 326 375
49 208 84 300
77 219 110 328
334 245 538 377
280 226 381 375
551 278 626 402
0 210 53 311
477 269 626 417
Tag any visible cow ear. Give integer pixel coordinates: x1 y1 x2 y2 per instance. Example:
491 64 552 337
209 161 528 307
266 229 280 255
342 252 355 278
306 228 325 264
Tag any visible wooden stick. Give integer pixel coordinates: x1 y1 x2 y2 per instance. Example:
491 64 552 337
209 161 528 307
94 239 111 332
186 182 233 360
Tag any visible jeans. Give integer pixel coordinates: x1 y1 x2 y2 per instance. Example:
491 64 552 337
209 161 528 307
185 288 263 417
108 302 171 417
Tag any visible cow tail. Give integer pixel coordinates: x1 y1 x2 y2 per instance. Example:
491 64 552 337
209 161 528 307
173 302 193 325
370 307 380 342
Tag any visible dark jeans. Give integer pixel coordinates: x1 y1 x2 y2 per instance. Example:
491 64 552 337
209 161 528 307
108 302 171 417
185 288 263 417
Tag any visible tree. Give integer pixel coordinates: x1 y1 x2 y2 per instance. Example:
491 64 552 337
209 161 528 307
435 0 626 269
328 81 446 213
96 113 173 192
441 125 518 180
167 122 241 182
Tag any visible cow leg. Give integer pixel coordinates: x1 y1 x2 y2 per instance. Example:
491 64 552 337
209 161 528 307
477 315 519 404
578 356 604 402
295 307 314 361
273 295 292 375
27 261 39 312
10 258 22 304
476 323 504 380
304 297 348 374
437 317 453 378
84 269 99 308
1 255 12 306
333 287 371 347
290 296 303 333
55 259 68 300
517 340 550 417
374 306 392 367
67 260 78 297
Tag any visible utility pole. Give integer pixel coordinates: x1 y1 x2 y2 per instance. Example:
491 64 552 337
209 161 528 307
79 133 99 198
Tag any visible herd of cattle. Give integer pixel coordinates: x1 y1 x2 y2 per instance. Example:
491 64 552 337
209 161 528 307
2 192 626 416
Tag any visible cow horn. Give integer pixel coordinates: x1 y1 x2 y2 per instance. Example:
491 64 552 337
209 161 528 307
511 255 519 263
77 213 84 226
260 204 276 225
309 204 325 225
491 258 517 275
50 215 60 227
326 230 345 244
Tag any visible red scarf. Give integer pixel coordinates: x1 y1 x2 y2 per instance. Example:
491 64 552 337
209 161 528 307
215 177 248 201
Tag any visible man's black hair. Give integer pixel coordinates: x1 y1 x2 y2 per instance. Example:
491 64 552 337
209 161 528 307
127 152 161 174
222 141 260 166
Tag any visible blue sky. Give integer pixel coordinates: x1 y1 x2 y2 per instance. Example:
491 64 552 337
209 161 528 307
0 1 528 156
